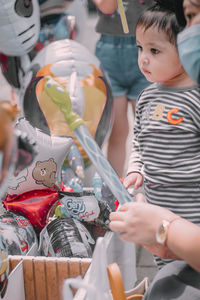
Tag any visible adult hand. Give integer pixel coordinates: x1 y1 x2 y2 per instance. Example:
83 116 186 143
109 195 180 259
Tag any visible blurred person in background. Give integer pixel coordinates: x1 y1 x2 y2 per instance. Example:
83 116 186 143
92 0 153 177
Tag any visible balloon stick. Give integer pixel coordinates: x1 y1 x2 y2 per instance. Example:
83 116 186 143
44 77 133 204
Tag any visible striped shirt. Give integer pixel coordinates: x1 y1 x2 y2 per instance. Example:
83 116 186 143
127 83 200 268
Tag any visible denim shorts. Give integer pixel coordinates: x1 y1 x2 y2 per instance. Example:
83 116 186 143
95 35 150 100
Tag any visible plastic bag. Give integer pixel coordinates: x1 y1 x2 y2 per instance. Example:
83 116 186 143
62 231 137 300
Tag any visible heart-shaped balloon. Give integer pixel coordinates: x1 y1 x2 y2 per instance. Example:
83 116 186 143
4 189 60 232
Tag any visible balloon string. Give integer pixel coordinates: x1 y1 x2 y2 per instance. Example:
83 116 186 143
117 0 129 34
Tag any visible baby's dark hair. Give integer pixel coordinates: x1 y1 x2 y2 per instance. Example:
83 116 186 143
136 3 183 45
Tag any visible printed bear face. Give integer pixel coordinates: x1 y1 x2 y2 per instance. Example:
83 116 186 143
32 158 57 188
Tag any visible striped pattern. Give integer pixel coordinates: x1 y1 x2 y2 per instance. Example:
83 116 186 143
128 83 200 268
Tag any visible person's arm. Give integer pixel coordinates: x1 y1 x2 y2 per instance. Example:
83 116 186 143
125 100 144 189
92 0 118 14
109 195 200 272
166 218 200 272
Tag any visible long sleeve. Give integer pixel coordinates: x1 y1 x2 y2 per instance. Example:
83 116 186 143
127 101 143 175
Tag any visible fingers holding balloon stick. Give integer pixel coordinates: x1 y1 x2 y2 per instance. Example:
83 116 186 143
109 206 128 232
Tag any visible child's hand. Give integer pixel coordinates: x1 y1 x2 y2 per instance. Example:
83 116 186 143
123 172 143 190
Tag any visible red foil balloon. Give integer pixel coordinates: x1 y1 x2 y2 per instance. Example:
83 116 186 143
3 189 59 233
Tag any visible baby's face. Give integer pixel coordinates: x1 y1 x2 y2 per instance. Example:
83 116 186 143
183 0 200 26
136 26 184 86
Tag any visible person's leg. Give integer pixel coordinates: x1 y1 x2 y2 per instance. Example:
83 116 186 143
95 35 149 177
129 99 136 116
107 95 129 177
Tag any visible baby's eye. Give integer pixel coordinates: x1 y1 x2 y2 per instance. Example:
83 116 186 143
137 45 143 51
151 48 159 54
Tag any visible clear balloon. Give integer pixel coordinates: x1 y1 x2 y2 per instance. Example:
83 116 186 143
20 39 113 185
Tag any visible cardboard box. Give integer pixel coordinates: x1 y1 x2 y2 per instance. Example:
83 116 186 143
7 256 91 300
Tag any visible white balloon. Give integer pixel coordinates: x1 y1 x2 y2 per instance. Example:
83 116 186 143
6 118 73 196
20 39 113 186
0 0 40 56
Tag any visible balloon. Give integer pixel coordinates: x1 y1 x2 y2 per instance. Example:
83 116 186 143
83 222 107 242
101 181 117 211
20 39 113 176
54 190 111 227
30 13 75 60
0 211 37 256
92 172 103 200
39 217 95 258
14 127 38 176
0 53 22 88
39 0 73 17
29 0 76 59
0 102 17 201
0 104 39 204
67 142 84 179
44 77 133 205
0 0 40 56
5 118 73 197
0 101 32 201
4 189 60 233
0 233 9 298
